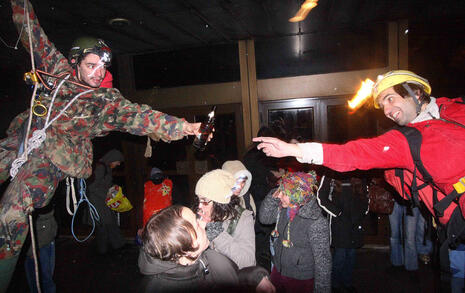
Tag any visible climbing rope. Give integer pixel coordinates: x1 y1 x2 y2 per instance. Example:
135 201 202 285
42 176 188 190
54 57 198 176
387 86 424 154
28 213 42 293
5 1 96 291
66 177 78 216
71 179 100 242
9 86 92 178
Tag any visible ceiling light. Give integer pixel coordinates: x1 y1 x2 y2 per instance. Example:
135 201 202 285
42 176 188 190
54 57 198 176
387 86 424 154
108 18 130 28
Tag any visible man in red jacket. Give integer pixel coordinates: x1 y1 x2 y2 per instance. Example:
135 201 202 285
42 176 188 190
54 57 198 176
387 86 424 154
255 69 465 288
255 70 465 223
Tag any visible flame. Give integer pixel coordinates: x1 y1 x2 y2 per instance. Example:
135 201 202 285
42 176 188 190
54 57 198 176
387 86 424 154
289 0 318 22
302 0 318 9
289 8 311 22
348 79 375 111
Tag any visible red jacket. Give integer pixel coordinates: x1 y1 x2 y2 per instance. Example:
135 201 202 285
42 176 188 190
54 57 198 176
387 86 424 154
143 179 173 226
384 169 456 225
322 97 465 221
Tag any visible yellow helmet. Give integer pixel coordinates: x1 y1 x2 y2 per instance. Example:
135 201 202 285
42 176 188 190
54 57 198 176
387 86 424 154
372 70 431 108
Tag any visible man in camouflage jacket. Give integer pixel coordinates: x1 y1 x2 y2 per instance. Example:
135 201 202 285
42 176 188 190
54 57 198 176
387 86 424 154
0 0 203 289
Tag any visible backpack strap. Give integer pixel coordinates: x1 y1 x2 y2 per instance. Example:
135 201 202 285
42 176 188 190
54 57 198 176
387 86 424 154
242 193 255 219
394 127 435 214
394 126 464 218
394 126 433 183
226 206 246 235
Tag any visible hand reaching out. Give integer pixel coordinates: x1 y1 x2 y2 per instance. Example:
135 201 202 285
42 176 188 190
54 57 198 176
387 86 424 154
253 137 302 159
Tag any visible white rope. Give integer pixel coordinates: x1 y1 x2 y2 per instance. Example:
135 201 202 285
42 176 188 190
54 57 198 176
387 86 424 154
10 1 96 179
44 75 70 126
0 4 24 49
10 88 93 178
15 1 40 163
24 0 35 72
28 213 42 293
66 177 78 216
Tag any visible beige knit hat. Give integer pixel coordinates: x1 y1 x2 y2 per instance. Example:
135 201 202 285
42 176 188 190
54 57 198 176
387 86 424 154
221 160 252 197
195 169 235 204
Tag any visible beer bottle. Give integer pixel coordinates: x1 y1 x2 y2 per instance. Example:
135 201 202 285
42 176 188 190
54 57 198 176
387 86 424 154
193 106 216 151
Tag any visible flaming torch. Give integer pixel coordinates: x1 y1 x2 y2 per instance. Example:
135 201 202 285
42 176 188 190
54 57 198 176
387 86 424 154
348 78 375 113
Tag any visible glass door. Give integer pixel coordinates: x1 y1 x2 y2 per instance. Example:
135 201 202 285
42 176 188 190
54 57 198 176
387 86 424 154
260 98 319 141
260 96 380 142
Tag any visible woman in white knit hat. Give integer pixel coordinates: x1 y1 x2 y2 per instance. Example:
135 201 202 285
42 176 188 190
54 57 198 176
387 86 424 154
195 169 256 269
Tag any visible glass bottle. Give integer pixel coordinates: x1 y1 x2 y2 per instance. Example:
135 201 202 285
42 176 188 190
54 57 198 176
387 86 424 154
193 106 216 151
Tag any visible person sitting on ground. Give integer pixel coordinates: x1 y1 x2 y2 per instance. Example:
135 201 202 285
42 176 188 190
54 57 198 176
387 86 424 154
260 171 331 293
194 169 256 269
222 160 256 218
138 205 275 293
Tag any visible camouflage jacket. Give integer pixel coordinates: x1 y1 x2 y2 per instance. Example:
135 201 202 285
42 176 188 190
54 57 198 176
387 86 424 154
10 0 186 178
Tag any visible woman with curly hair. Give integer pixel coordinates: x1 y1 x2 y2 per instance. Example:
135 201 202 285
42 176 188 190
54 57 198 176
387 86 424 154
194 169 256 269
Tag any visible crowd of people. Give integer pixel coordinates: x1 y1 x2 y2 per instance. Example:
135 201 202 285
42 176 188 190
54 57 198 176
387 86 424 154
0 0 464 292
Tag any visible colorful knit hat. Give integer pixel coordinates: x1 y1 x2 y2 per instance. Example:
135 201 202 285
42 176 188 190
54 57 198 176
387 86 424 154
271 171 318 248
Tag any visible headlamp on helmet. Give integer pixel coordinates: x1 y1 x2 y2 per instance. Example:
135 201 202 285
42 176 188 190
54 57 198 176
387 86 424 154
68 37 112 68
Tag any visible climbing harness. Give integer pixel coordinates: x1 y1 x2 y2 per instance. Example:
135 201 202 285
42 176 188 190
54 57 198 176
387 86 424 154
9 76 93 178
2 1 98 292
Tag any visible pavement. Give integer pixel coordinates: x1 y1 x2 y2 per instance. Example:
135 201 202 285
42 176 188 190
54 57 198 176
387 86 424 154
7 237 449 293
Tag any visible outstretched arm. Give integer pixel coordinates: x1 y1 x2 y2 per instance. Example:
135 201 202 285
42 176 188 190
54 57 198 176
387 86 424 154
10 0 71 74
93 89 204 142
253 137 303 158
255 130 412 173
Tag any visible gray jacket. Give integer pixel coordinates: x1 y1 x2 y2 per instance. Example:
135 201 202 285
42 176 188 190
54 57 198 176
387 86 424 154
259 188 331 293
209 209 256 269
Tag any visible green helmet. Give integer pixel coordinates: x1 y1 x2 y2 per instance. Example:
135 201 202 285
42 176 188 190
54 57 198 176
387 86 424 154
68 37 112 67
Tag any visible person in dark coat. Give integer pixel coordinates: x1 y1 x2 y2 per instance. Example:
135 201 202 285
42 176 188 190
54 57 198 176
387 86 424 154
88 149 125 255
243 126 281 271
138 205 275 293
318 175 369 293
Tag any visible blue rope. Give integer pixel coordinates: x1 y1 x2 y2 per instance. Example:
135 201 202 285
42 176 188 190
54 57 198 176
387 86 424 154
71 178 100 242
